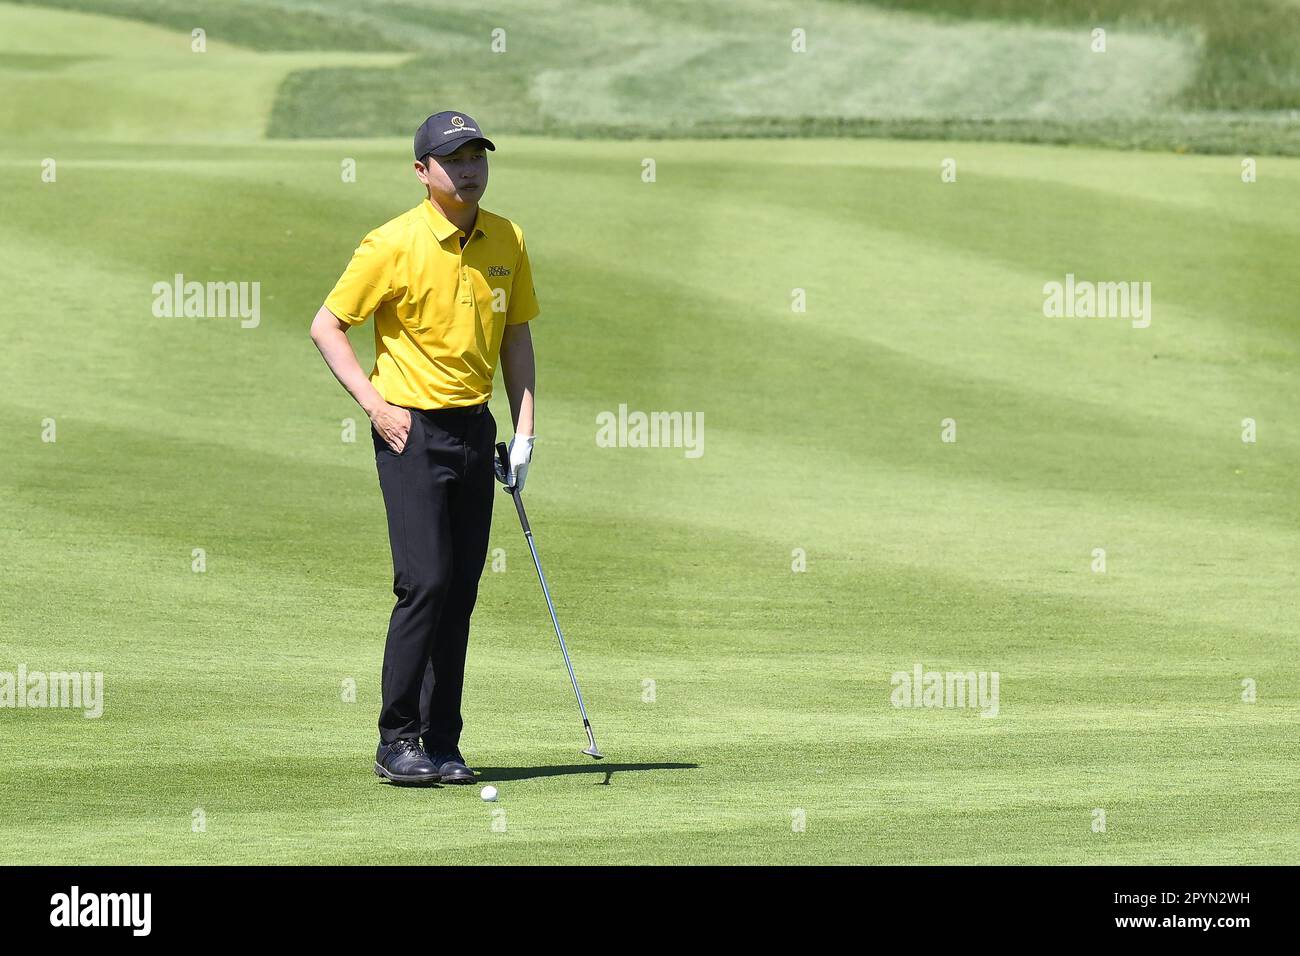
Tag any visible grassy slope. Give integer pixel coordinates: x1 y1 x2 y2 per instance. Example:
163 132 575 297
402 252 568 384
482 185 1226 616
9 0 1300 154
0 3 406 144
0 3 1297 864
1 130 1298 863
854 0 1300 110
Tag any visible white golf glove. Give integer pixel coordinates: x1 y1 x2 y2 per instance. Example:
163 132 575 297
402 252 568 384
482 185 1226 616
494 434 535 492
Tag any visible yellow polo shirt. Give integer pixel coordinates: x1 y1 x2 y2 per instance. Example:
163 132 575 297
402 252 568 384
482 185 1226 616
325 198 539 409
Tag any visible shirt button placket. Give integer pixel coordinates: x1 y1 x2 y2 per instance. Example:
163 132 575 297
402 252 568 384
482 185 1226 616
459 237 472 305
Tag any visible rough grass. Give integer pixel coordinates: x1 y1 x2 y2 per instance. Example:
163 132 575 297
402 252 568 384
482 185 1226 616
853 0 1300 111
8 0 1300 154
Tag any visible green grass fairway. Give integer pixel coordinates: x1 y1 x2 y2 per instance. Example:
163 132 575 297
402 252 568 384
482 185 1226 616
1 1 1298 865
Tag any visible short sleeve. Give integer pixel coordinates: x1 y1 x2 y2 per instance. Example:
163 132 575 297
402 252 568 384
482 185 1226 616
324 230 394 325
505 231 540 326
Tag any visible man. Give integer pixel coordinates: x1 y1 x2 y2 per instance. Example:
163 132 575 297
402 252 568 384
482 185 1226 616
310 111 539 786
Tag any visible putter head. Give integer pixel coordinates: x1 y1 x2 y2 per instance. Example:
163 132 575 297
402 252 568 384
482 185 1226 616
583 745 604 760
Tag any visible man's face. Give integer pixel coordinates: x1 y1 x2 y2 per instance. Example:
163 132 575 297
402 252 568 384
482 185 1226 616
416 140 489 205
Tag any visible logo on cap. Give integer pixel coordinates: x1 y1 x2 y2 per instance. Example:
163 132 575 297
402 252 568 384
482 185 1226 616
451 115 465 128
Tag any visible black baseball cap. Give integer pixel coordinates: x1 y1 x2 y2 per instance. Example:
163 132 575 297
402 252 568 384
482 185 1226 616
414 111 497 160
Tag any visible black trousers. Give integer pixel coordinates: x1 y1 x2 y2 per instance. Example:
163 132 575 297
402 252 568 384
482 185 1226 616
372 401 496 752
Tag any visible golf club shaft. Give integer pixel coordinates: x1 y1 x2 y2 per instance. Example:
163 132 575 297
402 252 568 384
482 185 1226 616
496 443 600 755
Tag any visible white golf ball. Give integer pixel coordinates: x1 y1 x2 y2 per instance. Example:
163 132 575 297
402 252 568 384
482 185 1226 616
480 785 498 802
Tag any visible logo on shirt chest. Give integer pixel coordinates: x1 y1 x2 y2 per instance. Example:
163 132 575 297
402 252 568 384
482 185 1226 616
486 265 512 277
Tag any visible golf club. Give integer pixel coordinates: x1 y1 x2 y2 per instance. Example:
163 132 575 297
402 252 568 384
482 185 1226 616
496 442 603 760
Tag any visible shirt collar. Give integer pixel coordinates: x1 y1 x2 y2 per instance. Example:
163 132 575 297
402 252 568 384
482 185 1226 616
420 198 488 243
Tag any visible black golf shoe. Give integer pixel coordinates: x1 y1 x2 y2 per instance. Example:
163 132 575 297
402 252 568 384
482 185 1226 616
424 745 475 785
375 738 441 785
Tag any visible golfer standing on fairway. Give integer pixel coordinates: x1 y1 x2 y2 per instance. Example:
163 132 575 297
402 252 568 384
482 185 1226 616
310 111 539 785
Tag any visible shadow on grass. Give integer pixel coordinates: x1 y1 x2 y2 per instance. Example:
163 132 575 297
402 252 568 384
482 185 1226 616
474 762 697 784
